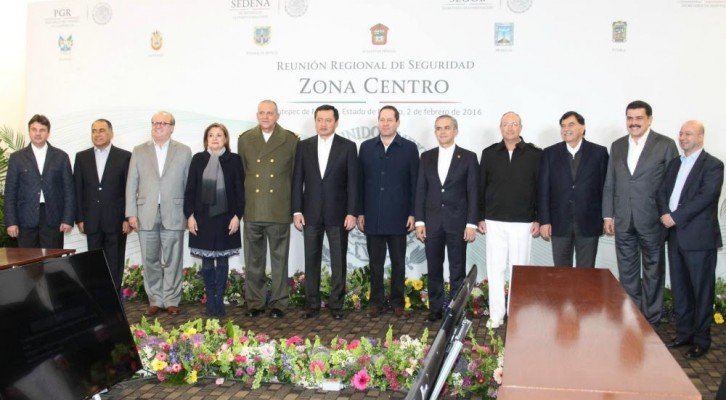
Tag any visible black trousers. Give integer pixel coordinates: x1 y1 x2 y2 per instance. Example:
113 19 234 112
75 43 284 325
425 227 467 313
303 224 348 311
367 234 406 309
551 228 599 268
17 204 64 249
667 229 717 349
87 230 127 293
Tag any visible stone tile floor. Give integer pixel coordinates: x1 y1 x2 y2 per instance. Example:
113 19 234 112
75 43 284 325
103 301 725 399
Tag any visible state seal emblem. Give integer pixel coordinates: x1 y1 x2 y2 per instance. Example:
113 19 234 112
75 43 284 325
58 35 73 52
370 23 389 45
151 30 163 51
495 23 513 46
508 0 532 13
285 0 307 17
612 21 627 43
254 26 271 46
92 2 112 25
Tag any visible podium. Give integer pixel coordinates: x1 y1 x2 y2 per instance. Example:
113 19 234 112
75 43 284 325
0 247 75 270
498 266 701 400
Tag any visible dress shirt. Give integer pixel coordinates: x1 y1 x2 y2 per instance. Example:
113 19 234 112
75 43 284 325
262 130 272 143
566 139 582 157
94 145 110 181
627 129 650 174
318 135 334 177
31 143 48 203
154 139 170 204
438 144 455 184
669 148 703 212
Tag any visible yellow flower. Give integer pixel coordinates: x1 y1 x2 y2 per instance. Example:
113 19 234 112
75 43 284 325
405 278 413 287
186 370 198 384
412 279 424 291
184 327 197 336
405 296 411 309
366 288 371 301
151 359 167 372
351 294 360 303
715 312 724 325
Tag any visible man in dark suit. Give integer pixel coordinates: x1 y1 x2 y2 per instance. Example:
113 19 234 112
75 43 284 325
538 111 608 267
4 114 74 248
657 120 723 359
74 119 132 293
414 115 478 322
602 100 678 324
292 104 358 320
357 105 419 318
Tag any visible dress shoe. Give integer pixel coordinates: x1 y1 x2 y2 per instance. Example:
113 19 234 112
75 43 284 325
270 308 284 318
684 345 708 359
393 307 406 318
331 310 345 320
666 337 692 348
303 308 319 319
246 308 265 318
146 306 161 316
368 306 380 318
426 311 443 322
166 306 180 315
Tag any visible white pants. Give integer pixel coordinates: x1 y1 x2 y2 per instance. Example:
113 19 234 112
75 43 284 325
486 220 532 322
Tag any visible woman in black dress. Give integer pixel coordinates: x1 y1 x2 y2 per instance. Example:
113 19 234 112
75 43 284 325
184 123 244 317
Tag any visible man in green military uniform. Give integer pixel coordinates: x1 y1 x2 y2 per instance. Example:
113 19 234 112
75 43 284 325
238 100 299 318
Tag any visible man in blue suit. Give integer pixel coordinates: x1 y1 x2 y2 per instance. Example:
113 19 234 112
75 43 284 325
4 114 74 248
657 120 723 359
415 115 478 322
357 105 419 318
538 111 608 267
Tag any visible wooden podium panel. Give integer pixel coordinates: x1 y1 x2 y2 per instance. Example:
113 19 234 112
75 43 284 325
498 266 700 400
0 247 75 270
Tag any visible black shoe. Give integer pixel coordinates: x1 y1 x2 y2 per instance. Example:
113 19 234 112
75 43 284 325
270 308 284 318
684 345 708 359
331 310 345 320
246 308 264 318
666 337 692 348
303 308 319 319
426 311 443 322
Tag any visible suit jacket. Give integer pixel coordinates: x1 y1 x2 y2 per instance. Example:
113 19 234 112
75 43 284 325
237 124 298 224
73 145 131 234
4 143 75 229
358 134 419 235
414 145 478 233
291 134 359 226
538 139 609 237
125 139 192 231
657 150 724 251
602 130 678 234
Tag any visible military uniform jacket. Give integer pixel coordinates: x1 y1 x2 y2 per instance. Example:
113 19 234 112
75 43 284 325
238 124 298 224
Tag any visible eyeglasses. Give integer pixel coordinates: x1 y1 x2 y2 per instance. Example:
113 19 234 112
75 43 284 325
501 122 521 128
152 121 174 127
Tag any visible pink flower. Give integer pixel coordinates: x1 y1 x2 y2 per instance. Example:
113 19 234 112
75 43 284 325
352 369 370 391
239 336 249 344
235 368 244 377
201 294 207 304
309 360 326 374
122 288 134 299
215 378 225 385
347 339 361 350
234 354 246 363
171 363 181 373
156 372 166 382
134 330 146 338
255 333 269 343
286 336 303 346
493 367 503 384
246 366 256 375
155 352 167 361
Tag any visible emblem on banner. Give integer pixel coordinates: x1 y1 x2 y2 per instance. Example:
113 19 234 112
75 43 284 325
58 35 73 52
508 0 532 13
495 23 513 46
285 0 307 17
151 30 163 51
370 23 389 45
254 26 271 46
92 2 112 25
612 21 627 43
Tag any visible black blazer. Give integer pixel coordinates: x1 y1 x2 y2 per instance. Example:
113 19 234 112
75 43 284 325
292 134 359 226
4 143 75 228
73 145 132 234
414 145 479 233
183 151 245 221
537 139 609 237
657 150 724 251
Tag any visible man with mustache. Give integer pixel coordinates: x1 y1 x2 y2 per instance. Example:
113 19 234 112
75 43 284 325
602 100 677 325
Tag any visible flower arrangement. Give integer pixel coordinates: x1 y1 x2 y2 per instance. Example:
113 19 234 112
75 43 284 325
131 317 502 397
715 277 725 325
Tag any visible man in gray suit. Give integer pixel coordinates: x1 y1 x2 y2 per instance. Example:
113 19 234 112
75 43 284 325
602 100 678 324
126 111 192 316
